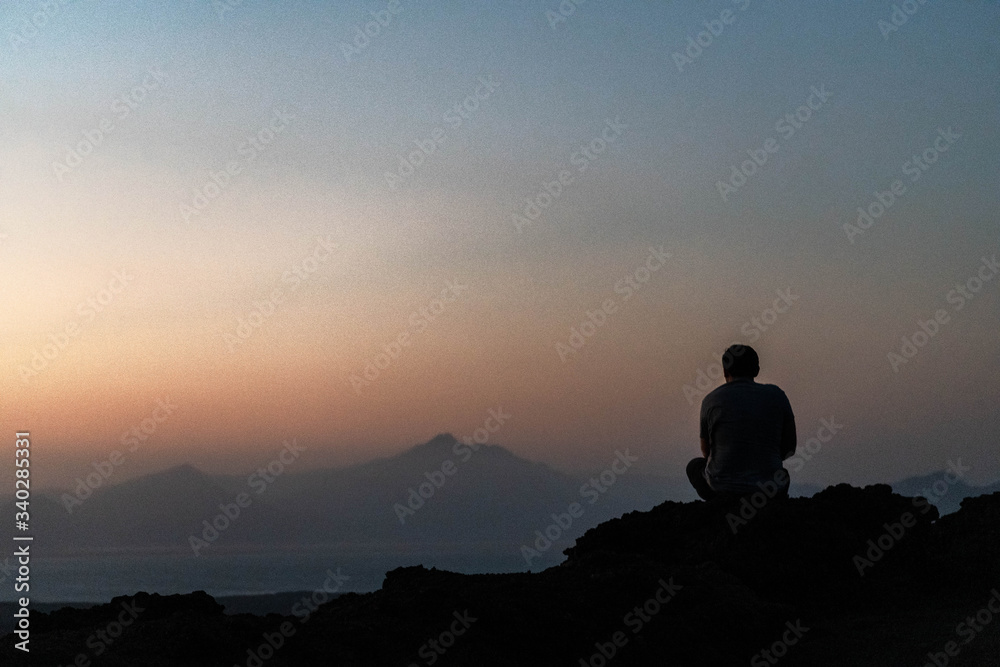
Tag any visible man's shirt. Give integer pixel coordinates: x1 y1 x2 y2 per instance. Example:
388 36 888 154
699 379 794 493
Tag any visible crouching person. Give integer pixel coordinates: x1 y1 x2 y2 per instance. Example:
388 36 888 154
686 344 796 501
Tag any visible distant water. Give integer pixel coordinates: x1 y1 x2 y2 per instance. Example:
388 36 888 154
2 547 552 604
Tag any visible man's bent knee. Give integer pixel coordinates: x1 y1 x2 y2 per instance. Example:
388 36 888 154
686 458 716 501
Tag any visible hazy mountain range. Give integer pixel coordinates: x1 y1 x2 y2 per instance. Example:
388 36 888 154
7 434 689 557
5 434 996 556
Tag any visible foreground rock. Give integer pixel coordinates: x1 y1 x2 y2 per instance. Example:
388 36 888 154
3 485 999 666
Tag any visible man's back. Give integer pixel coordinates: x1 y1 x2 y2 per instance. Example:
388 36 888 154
700 378 794 493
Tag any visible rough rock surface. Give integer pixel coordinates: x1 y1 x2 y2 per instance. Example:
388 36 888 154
4 485 999 666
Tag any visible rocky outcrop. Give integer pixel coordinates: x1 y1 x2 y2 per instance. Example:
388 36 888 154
4 485 998 666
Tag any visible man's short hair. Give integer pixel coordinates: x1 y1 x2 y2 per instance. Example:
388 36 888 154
722 344 759 378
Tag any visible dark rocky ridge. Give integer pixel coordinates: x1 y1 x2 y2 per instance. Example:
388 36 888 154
4 485 999 666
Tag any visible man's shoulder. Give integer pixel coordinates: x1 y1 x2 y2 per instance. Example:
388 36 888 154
756 383 793 410
701 382 730 405
701 381 786 404
752 382 788 399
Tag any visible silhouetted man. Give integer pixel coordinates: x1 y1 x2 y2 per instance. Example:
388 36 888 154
686 344 796 501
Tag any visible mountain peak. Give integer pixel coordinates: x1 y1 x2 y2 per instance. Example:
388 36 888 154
159 463 205 478
109 463 208 493
413 433 458 450
388 433 461 461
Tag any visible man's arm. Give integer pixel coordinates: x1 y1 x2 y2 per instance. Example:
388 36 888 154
699 398 712 459
780 395 796 460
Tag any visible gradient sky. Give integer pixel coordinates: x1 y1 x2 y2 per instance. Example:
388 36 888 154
2 1 999 490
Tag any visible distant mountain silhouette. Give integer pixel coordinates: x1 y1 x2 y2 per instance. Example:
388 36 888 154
6 435 692 558
891 470 1000 515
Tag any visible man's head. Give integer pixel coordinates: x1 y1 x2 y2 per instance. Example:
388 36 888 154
722 344 759 381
